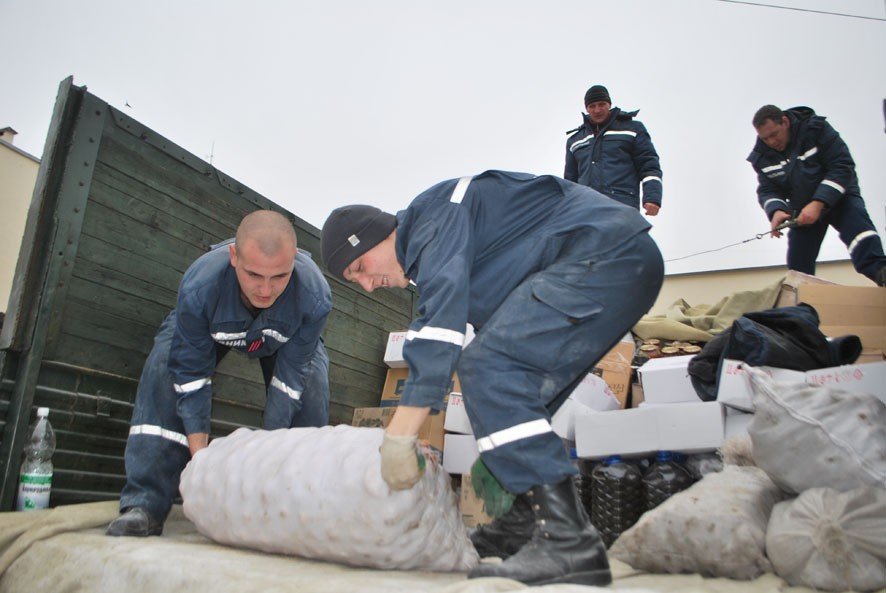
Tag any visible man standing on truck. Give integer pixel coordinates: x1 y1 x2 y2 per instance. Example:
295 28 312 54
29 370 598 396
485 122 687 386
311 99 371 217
748 104 886 286
320 170 663 586
107 210 332 537
565 84 663 217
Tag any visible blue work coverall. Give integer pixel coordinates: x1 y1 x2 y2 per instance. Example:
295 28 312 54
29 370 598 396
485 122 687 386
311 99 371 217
396 171 663 493
119 241 332 522
564 109 663 211
747 107 886 282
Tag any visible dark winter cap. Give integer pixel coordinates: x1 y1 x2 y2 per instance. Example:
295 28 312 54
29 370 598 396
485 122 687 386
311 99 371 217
321 205 397 280
584 85 611 106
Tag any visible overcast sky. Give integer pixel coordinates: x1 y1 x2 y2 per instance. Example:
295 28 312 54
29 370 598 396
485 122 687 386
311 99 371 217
1 0 884 276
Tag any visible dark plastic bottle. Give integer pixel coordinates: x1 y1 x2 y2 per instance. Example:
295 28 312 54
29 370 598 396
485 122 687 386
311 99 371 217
589 455 645 547
574 457 596 520
643 450 694 510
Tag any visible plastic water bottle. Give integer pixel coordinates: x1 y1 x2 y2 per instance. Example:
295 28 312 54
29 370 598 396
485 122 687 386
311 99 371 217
643 450 694 510
589 455 645 547
16 407 56 511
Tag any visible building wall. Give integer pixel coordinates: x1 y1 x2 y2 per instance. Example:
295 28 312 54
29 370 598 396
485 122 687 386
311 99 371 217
651 260 871 315
0 139 39 314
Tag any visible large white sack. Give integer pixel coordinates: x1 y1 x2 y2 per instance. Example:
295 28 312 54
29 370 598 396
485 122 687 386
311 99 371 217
766 487 886 592
180 425 478 572
609 465 784 580
746 365 886 494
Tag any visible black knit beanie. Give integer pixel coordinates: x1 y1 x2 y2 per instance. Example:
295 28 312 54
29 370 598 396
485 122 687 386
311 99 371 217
584 85 611 107
321 205 397 280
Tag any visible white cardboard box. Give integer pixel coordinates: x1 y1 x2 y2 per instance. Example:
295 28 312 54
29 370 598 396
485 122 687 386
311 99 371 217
717 359 805 412
551 373 621 440
443 433 479 474
575 401 724 459
444 393 472 435
725 411 754 439
384 325 476 368
718 359 886 411
805 361 886 403
636 355 701 404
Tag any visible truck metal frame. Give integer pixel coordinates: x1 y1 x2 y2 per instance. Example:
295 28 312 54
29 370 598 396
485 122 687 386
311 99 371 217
0 78 416 510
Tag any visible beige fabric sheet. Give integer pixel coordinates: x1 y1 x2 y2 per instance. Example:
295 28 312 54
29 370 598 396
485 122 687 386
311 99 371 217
0 501 872 593
632 279 783 342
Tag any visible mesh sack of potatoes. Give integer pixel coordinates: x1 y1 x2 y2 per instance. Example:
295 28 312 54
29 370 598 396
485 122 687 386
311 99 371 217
609 465 785 580
180 425 478 572
766 486 886 592
745 366 886 494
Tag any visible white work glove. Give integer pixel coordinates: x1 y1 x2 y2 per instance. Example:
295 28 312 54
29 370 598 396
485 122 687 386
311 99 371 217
379 432 426 490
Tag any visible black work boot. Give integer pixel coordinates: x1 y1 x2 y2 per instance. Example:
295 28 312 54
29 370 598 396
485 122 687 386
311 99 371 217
468 478 611 586
469 493 534 559
106 507 163 537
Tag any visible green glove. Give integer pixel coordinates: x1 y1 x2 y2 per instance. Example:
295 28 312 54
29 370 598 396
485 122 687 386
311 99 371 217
470 458 516 518
379 432 426 490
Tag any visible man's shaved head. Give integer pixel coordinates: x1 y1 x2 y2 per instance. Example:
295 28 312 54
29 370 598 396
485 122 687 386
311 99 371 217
235 210 297 256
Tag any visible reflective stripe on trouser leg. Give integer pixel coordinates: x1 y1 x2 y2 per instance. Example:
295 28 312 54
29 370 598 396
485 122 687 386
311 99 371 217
830 194 886 282
458 232 663 494
263 339 331 430
120 311 192 523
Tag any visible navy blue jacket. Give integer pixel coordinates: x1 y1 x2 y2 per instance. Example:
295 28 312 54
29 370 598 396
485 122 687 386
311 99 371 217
747 107 860 220
564 108 663 209
170 241 331 434
394 171 650 410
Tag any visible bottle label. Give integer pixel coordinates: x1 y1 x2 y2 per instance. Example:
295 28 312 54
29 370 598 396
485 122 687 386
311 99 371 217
16 473 52 511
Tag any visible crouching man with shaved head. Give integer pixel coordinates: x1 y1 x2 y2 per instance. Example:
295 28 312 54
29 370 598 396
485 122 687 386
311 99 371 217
107 210 332 537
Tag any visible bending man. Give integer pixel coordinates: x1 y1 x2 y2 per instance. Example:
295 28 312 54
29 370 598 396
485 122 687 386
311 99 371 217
749 104 886 285
320 170 663 586
108 210 332 537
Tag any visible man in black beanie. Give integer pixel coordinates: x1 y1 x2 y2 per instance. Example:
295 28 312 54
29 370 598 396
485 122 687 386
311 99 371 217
565 84 663 217
321 170 664 586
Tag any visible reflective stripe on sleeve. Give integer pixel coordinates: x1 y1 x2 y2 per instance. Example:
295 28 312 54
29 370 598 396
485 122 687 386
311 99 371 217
406 326 465 346
174 377 211 394
262 329 289 343
271 377 302 401
212 331 247 341
848 231 878 255
641 176 662 185
821 179 846 194
476 419 554 453
450 176 473 204
763 198 789 209
129 424 189 448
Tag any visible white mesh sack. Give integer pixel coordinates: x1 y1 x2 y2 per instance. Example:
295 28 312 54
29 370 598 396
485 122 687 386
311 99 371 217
179 425 478 572
745 366 886 494
609 465 785 580
766 487 886 592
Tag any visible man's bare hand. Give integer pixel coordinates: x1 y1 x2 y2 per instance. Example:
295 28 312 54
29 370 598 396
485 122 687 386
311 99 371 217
188 432 209 457
770 211 793 238
796 201 825 226
643 202 660 217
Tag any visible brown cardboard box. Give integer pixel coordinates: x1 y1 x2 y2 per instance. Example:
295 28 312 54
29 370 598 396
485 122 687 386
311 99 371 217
797 285 886 353
380 368 459 407
592 339 635 408
351 406 446 452
459 473 493 528
776 270 837 308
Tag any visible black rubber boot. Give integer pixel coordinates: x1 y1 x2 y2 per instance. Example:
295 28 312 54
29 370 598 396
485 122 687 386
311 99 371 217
469 493 534 559
106 507 164 537
468 478 611 586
